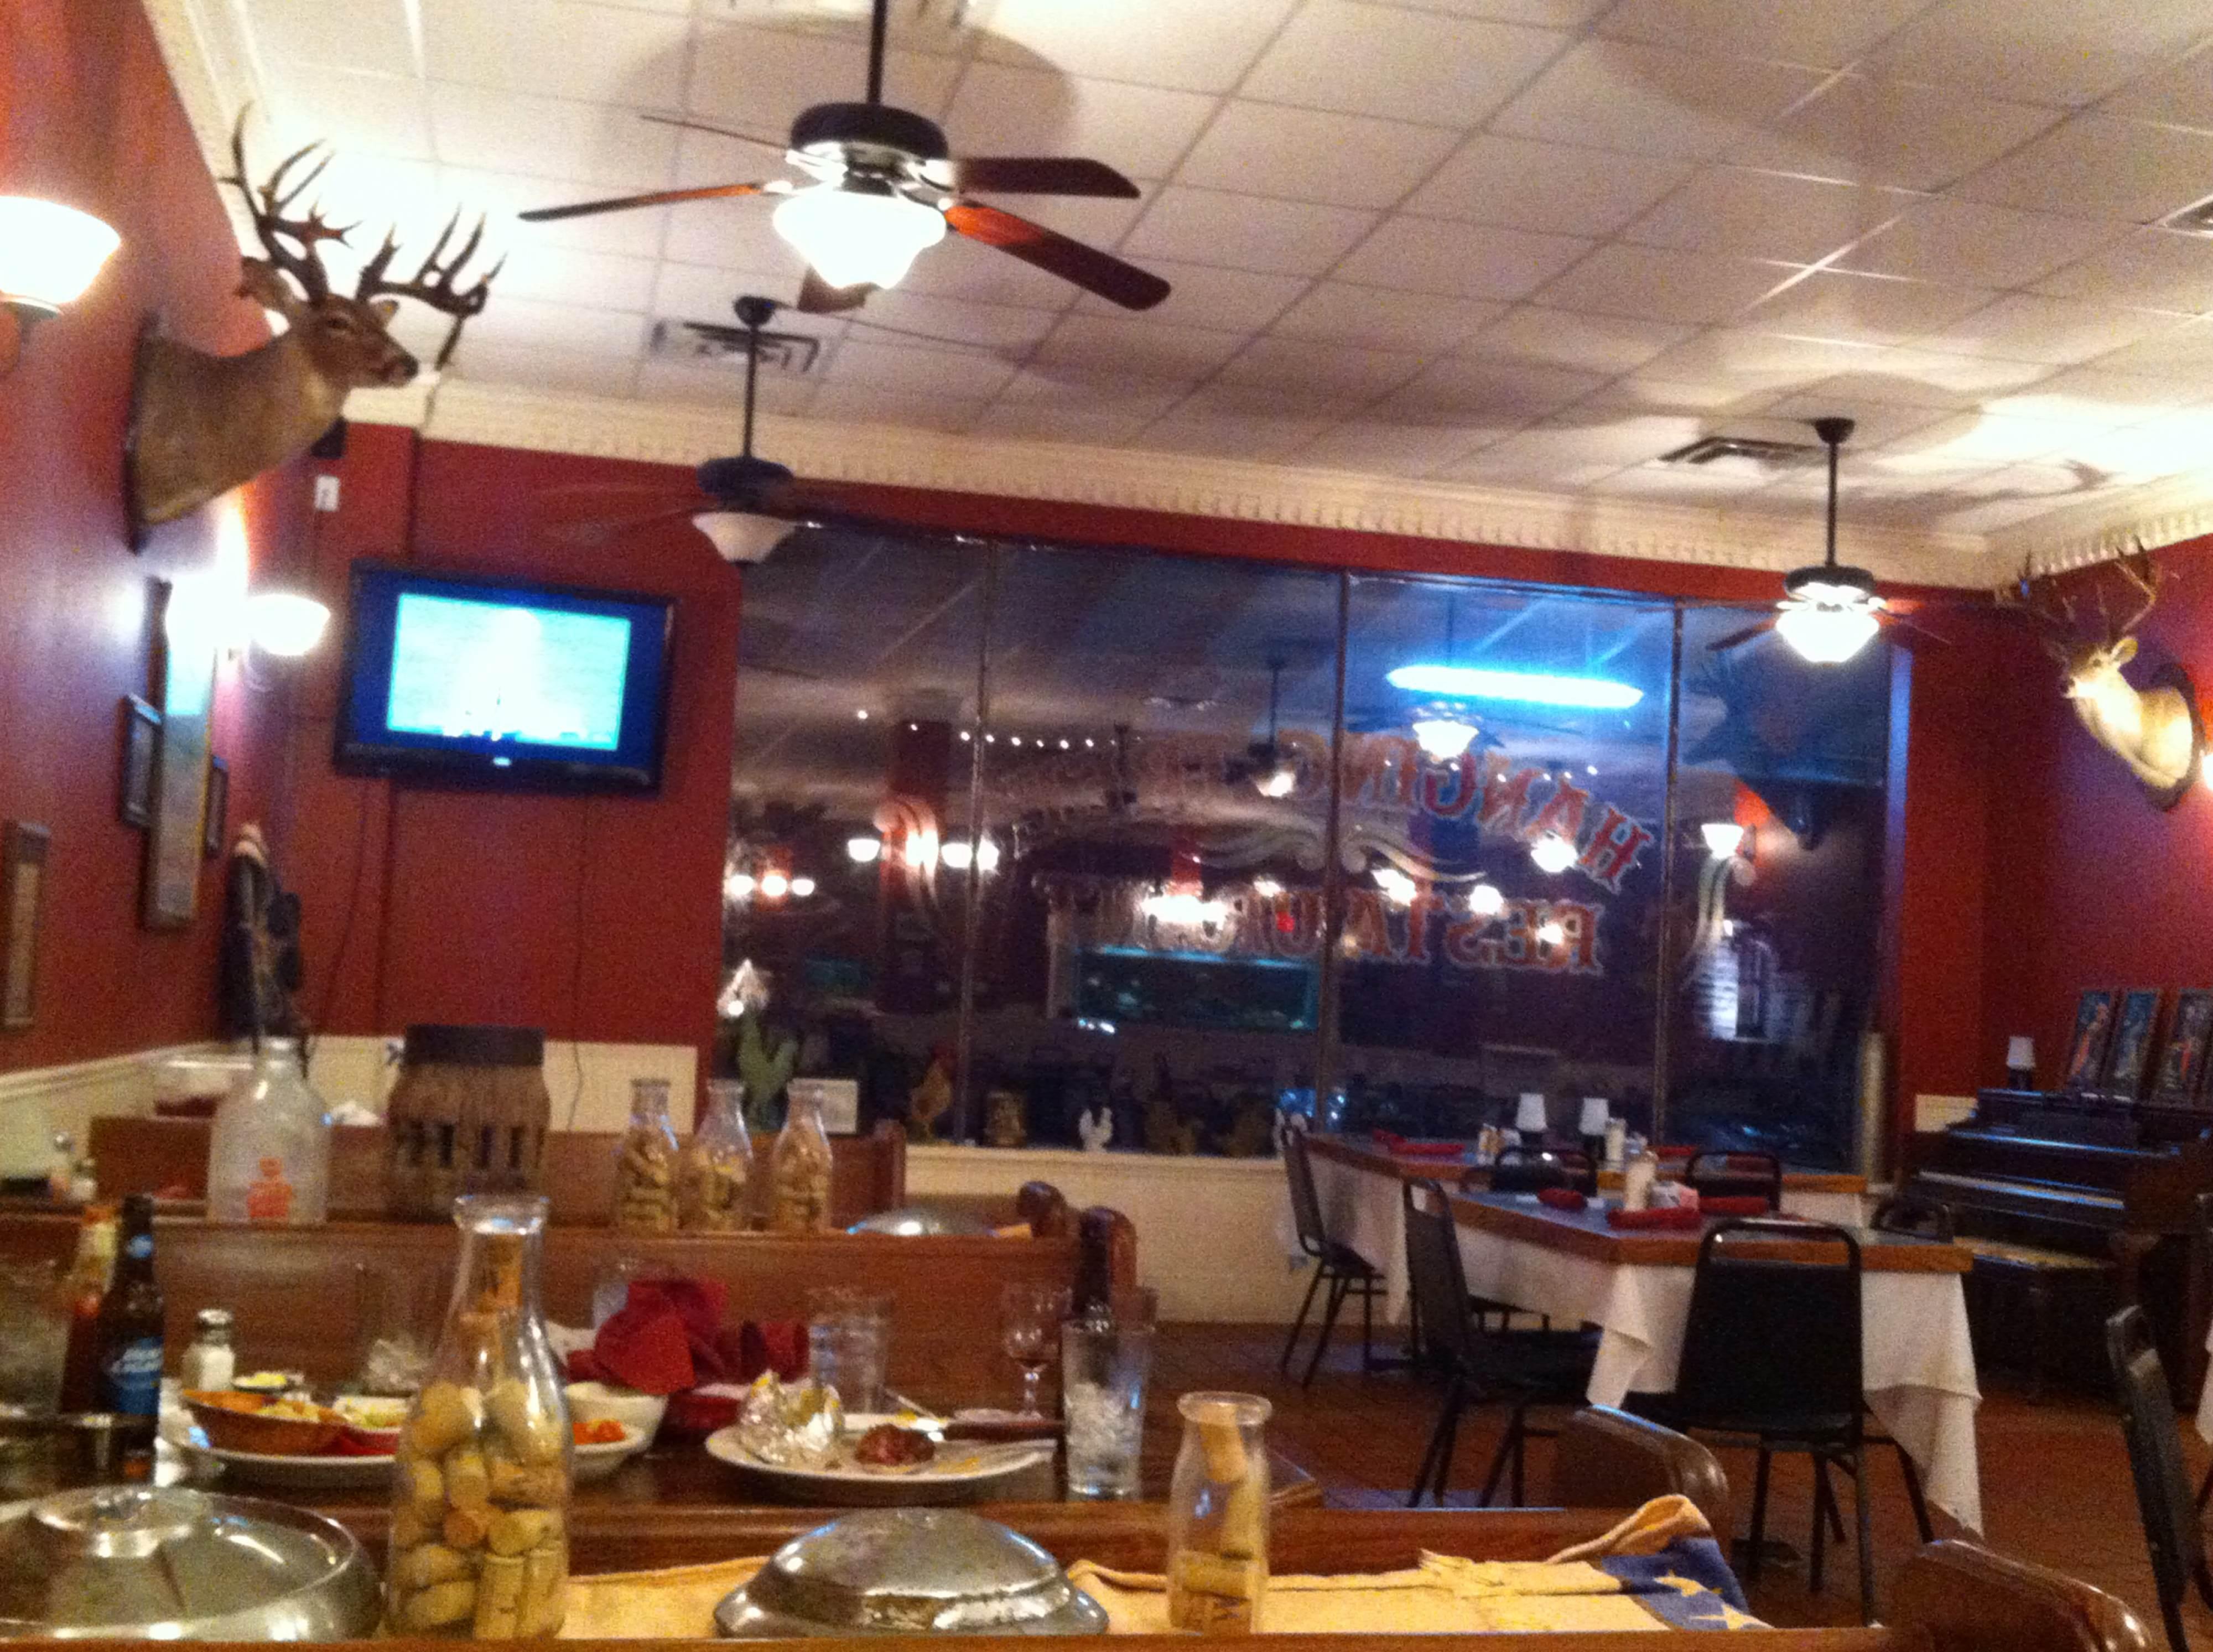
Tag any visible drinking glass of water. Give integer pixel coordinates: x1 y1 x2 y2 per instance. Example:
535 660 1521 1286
807 1287 891 1413
1061 1287 1157 1501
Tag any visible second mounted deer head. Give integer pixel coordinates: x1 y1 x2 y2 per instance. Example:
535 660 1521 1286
2004 546 2201 807
127 112 502 532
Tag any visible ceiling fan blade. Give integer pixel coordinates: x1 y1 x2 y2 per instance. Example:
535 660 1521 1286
943 200 1169 310
543 503 714 548
942 157 1139 198
1881 609 1949 646
1706 617 1779 653
518 181 773 224
797 268 875 313
638 112 790 154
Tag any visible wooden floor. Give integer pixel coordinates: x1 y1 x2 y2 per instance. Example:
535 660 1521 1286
1152 1319 2206 1636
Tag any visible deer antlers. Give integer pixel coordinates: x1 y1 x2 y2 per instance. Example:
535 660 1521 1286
2006 541 2166 663
356 216 505 371
224 113 351 307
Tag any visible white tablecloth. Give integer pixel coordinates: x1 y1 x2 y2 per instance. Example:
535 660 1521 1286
1455 1212 1984 1532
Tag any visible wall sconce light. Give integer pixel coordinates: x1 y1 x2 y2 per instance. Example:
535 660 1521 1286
0 198 120 368
1701 820 1747 860
244 590 331 658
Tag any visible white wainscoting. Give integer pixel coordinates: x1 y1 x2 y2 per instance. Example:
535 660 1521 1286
906 1145 1310 1324
0 1044 221 1177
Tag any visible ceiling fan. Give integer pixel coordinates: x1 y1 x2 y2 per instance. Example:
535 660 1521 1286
538 294 861 562
514 0 1170 315
1707 416 1926 664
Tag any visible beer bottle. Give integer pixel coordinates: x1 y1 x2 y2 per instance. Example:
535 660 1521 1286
55 1202 117 1413
95 1193 164 1477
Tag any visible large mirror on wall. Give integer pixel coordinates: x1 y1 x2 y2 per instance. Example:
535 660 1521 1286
722 526 1899 1170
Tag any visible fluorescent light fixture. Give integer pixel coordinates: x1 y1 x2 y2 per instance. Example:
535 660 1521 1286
1529 834 1577 874
245 591 331 658
1387 664 1643 710
845 834 882 864
773 180 946 290
1775 604 1880 664
1701 821 1746 860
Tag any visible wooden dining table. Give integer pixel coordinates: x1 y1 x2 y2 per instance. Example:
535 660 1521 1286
1444 1189 1983 1534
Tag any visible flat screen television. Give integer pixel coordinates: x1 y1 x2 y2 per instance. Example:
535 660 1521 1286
335 563 675 793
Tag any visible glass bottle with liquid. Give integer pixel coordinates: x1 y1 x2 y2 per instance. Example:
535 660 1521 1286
55 1202 116 1412
207 1041 330 1224
95 1194 164 1478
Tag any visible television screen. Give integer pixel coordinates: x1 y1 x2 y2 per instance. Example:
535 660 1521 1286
335 563 674 793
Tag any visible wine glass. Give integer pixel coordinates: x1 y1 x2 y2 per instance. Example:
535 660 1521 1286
1001 1284 1072 1419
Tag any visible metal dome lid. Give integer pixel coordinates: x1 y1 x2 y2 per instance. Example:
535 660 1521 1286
714 1509 1108 1638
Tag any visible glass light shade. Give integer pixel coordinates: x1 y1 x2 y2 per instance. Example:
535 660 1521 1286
845 835 882 864
725 871 756 900
2006 1035 2035 1071
245 591 331 658
1410 715 1477 761
758 870 790 899
1465 882 1504 917
788 875 816 898
1374 867 1416 906
0 198 120 313
692 511 796 564
938 839 973 870
1529 833 1576 874
1514 1093 1548 1133
772 184 946 292
1775 604 1880 664
1255 763 1297 798
1578 1097 1611 1136
1700 820 1746 860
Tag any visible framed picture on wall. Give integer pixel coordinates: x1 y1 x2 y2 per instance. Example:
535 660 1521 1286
202 756 228 859
143 578 219 930
2106 988 2163 1097
1 823 50 1032
2150 990 2213 1104
2063 988 2120 1091
118 696 158 829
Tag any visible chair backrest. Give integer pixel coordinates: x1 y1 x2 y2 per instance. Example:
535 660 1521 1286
1548 1406 1732 1536
1871 1193 1955 1243
2106 1304 2201 1634
1685 1149 1783 1209
1280 1126 1330 1259
1672 1218 1863 1431
1893 1539 2155 1652
1488 1147 1598 1196
1402 1177 1490 1378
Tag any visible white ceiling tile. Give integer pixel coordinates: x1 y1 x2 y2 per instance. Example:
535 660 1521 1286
1132 409 1337 461
1862 0 2213 108
841 290 1062 350
1121 188 1378 277
1593 0 1929 70
1637 327 1894 386
1269 282 1505 350
2032 230 2213 314
428 82 677 186
996 368 1192 418
1755 392 1951 448
1732 75 2061 191
1507 413 1717 466
1215 337 1427 405
464 294 648 355
487 243 659 312
657 193 808 279
2060 411 2213 480
651 259 799 320
1980 366 2209 427
2098 46 2213 133
442 164 673 257
1930 492 2090 532
1073 260 1308 331
1804 345 2057 408
1623 168 1919 264
1868 409 2083 472
1374 357 1607 421
420 0 690 107
243 0 418 76
1376 0 1610 23
1331 217 1591 300
1916 294 2190 364
264 67 434 162
806 383 985 433
976 0 1302 95
1175 103 1463 210
453 340 642 399
1490 39 1826 162
634 357 818 412
1952 116 2213 223
1835 198 2121 290
1030 314 1250 380
823 337 1020 398
1239 2 1569 127
970 404 1156 445
1531 245 1797 325
1742 269 1998 345
1463 306 1692 374
1585 464 1770 499
1441 437 1622 489
242 155 449 278
1402 134 1691 236
1292 420 1501 475
1581 375 1788 415
942 66 1217 185
2087 315 2213 376
690 25 960 131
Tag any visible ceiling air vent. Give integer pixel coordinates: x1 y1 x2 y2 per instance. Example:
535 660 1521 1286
652 320 823 374
1659 434 1824 467
2163 193 2213 236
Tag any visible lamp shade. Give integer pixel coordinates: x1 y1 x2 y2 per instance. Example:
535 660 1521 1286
1410 715 1477 761
0 198 119 314
1515 1092 1547 1134
245 591 331 658
1776 604 1879 664
772 183 945 292
693 511 797 564
1700 820 1745 859
2006 1035 2035 1072
1578 1097 1609 1136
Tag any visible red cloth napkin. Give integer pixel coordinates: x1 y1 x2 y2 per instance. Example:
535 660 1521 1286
1607 1205 1704 1230
1536 1187 1588 1212
1373 1130 1462 1159
1701 1196 1774 1217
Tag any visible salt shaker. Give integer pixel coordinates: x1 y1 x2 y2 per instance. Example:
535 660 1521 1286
1622 1147 1659 1212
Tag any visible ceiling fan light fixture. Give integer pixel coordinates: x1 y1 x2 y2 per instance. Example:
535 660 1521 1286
1775 603 1880 664
1410 713 1478 762
772 179 944 291
692 510 798 564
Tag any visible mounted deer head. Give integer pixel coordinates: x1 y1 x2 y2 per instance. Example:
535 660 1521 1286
2006 546 2200 804
127 113 502 531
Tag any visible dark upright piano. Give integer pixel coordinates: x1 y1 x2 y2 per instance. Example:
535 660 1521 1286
1902 1088 2213 1398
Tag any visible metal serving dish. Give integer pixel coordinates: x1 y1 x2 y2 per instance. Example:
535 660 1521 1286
0 1485 380 1639
715 1509 1108 1638
846 1207 991 1238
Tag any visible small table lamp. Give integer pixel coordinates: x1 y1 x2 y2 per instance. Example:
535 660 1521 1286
1514 1092 1549 1142
2006 1036 2036 1091
1577 1097 1609 1162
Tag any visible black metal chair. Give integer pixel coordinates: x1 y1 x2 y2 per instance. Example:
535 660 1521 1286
1485 1146 1599 1196
1644 1217 1876 1622
1863 1195 1953 1543
1278 1126 1384 1385
1402 1177 1595 1506
2108 1303 2213 1652
1685 1149 1783 1211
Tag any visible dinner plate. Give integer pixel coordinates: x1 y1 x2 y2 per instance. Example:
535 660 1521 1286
207 1445 397 1490
702 1417 1054 1506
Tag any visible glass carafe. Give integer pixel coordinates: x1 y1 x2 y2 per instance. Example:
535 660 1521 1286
1166 1391 1272 1634
768 1084 833 1233
611 1078 679 1232
678 1080 754 1232
387 1195 572 1638
206 1041 330 1223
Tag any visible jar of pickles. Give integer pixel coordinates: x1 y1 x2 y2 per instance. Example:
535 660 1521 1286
678 1080 753 1232
612 1078 678 1232
768 1084 833 1233
387 1195 571 1638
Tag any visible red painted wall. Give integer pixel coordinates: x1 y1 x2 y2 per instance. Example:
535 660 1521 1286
0 0 302 1072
